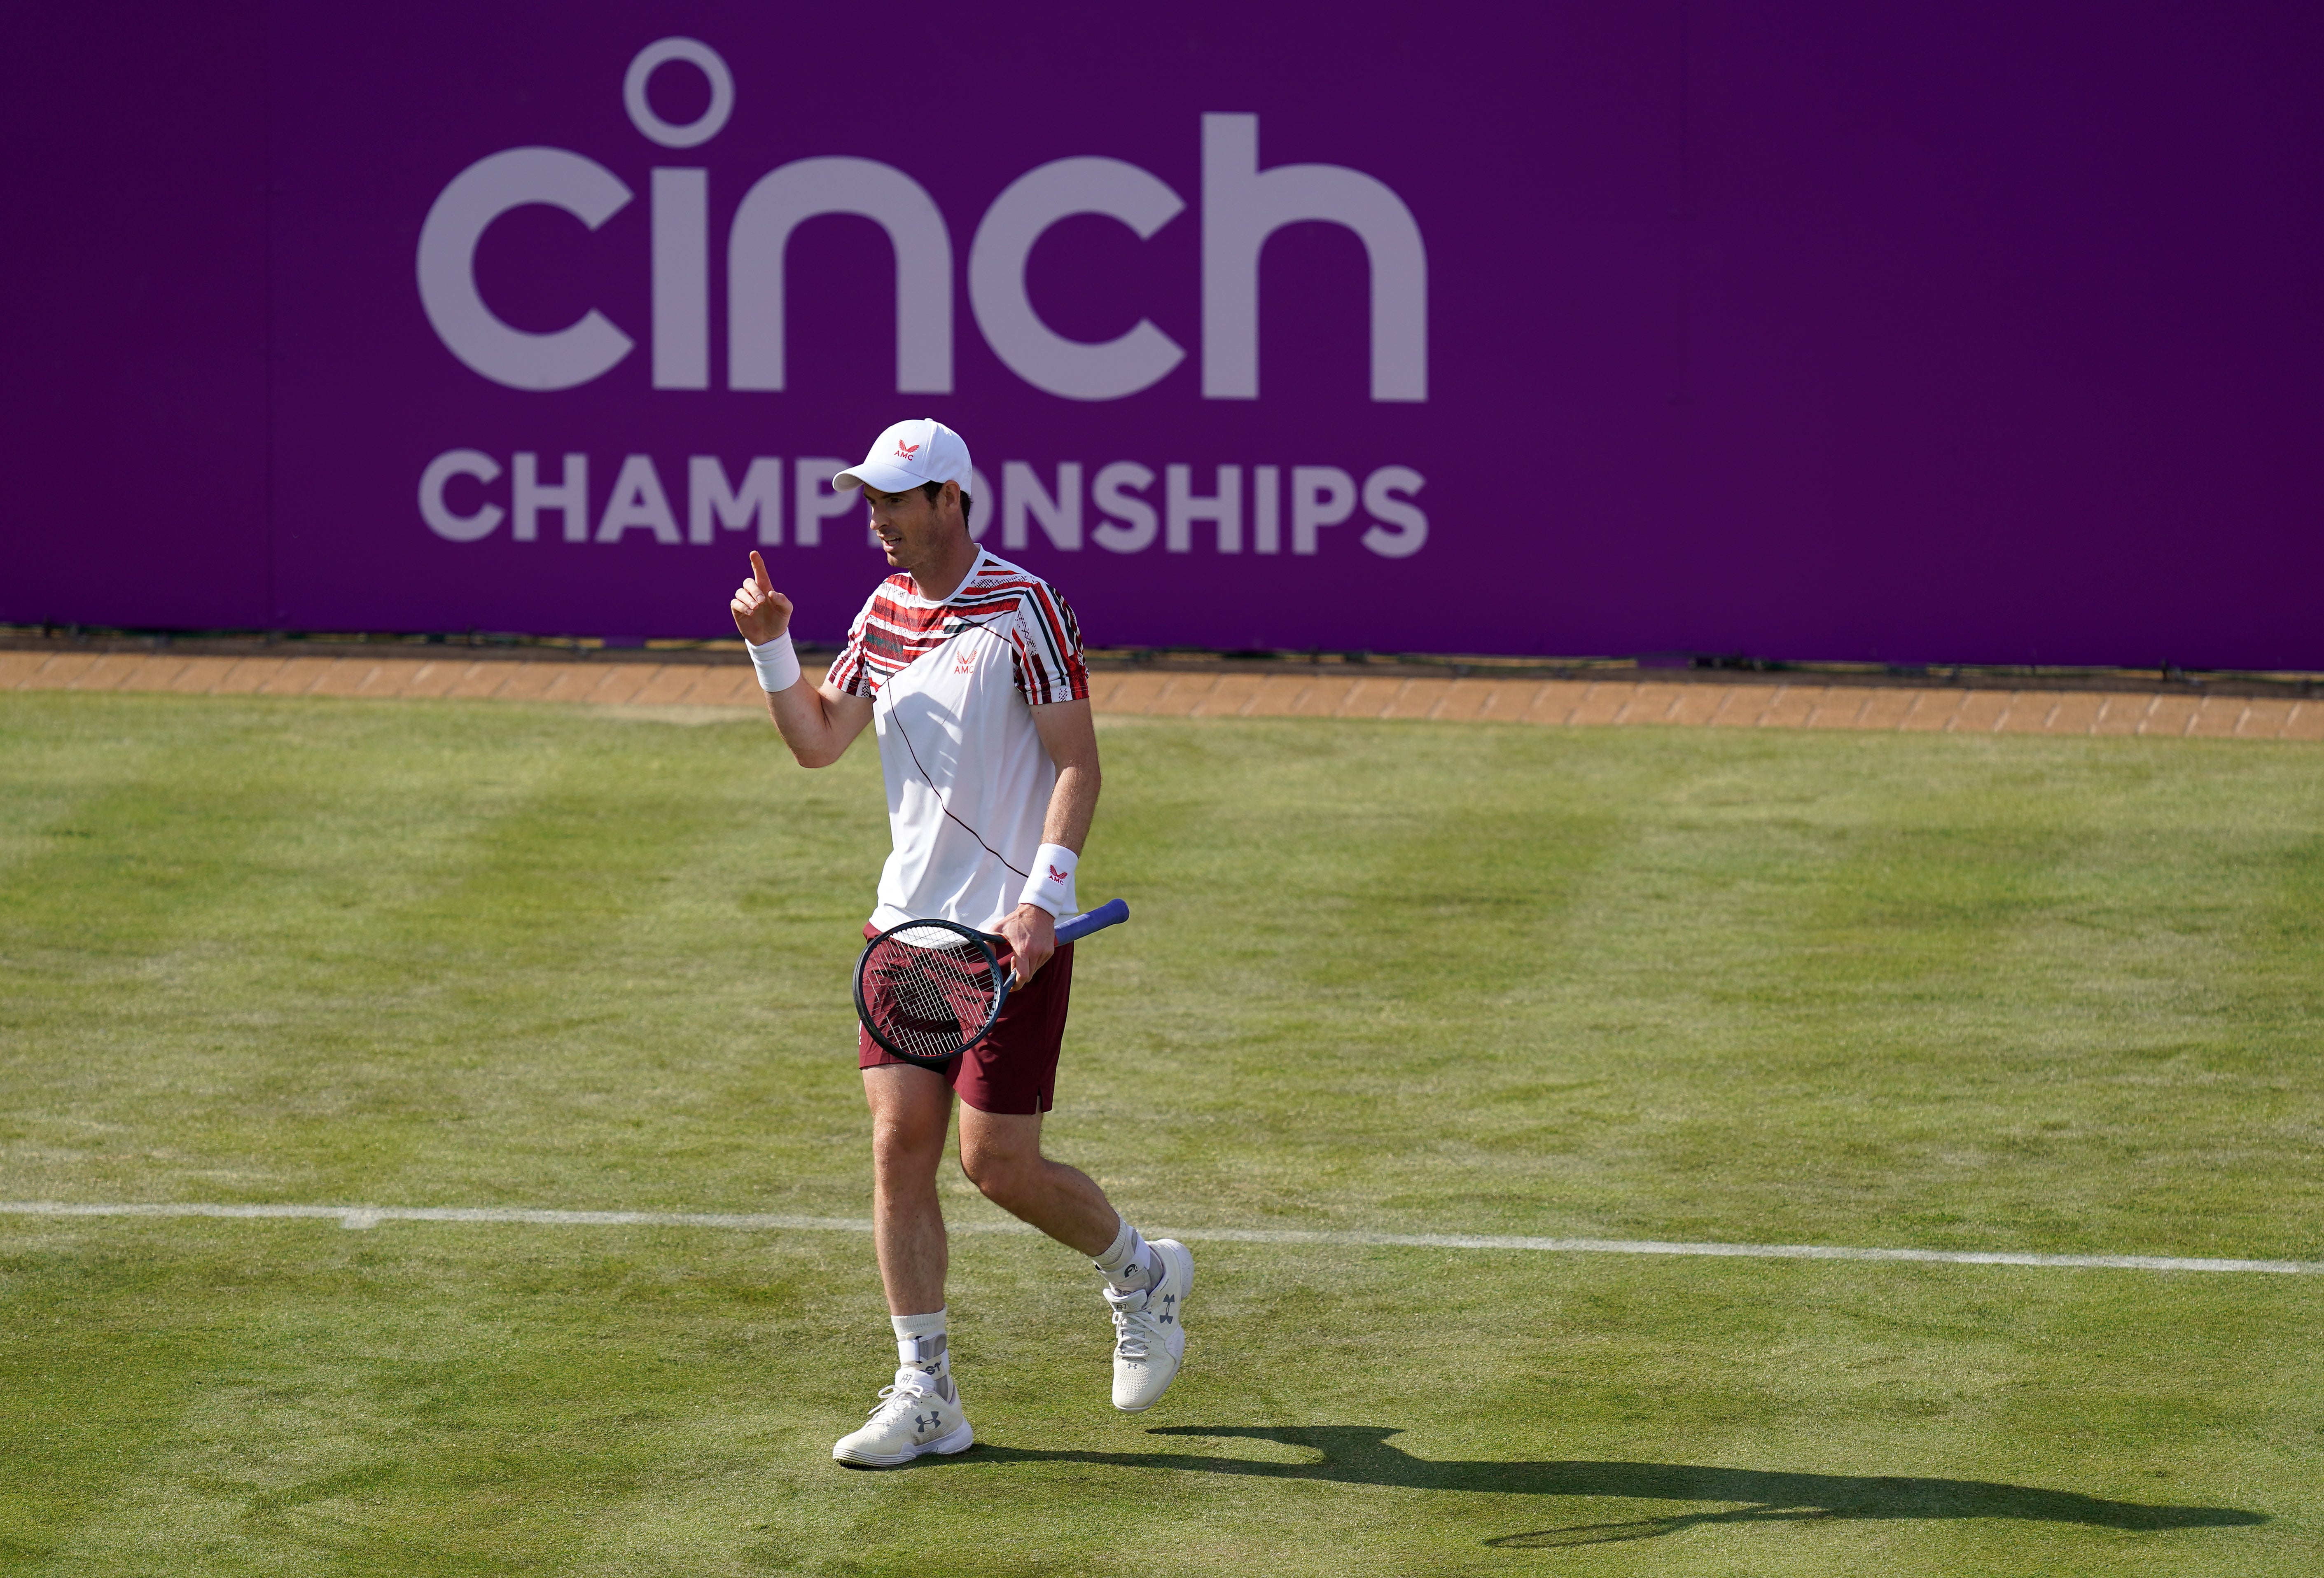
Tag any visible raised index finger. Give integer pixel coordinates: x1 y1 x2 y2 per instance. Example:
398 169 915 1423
749 549 773 595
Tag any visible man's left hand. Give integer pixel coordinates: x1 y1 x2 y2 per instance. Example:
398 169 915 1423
998 903 1057 989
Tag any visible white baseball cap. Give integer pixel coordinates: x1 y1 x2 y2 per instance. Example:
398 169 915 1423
832 418 973 496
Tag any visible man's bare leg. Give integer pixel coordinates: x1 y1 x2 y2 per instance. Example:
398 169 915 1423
958 1103 1194 1413
833 1067 974 1466
956 1106 1120 1255
862 1064 953 1314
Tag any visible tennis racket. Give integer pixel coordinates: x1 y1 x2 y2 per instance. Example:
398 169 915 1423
855 898 1130 1065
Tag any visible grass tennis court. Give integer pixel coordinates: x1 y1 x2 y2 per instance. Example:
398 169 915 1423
2 691 2319 1575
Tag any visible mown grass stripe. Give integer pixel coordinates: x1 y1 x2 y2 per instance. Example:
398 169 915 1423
3 1199 2314 1274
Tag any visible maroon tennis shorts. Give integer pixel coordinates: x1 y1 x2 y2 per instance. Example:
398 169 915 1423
857 925 1076 1115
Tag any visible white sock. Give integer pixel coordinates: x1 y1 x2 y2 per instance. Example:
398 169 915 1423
891 1309 953 1400
1092 1218 1156 1291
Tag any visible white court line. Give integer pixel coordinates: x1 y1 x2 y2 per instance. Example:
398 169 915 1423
1 1199 2316 1275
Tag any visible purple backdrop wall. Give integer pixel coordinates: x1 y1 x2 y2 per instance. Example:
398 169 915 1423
4 2 2319 667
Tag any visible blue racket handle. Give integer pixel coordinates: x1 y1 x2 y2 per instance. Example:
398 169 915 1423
1056 898 1130 944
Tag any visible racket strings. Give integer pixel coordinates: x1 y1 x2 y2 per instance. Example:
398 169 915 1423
860 926 1005 1060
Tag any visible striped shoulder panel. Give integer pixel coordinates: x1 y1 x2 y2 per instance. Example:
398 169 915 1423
830 575 943 695
955 556 1089 704
829 556 1086 701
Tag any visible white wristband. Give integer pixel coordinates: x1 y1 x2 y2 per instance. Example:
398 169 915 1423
747 631 801 693
1019 844 1079 919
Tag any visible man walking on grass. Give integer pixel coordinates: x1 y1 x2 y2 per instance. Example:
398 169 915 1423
727 418 1191 1467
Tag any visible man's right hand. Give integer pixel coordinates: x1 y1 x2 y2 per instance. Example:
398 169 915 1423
731 550 794 644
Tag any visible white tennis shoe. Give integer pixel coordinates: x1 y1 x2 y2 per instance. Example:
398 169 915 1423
1107 1238 1194 1412
832 1368 974 1468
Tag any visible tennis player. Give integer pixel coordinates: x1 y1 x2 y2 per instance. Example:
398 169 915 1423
728 418 1191 1468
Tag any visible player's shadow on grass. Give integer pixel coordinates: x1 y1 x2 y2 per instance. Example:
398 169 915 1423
966 1426 2265 1546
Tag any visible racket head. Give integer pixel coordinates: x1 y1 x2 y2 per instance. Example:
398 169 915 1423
854 919 1011 1065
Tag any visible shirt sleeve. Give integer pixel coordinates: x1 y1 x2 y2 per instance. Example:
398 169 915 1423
1008 582 1091 706
823 587 885 698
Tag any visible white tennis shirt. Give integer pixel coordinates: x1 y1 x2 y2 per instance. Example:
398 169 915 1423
827 549 1091 932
